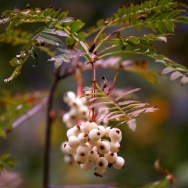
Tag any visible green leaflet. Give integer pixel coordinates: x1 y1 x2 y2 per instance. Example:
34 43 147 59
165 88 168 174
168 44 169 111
0 153 17 171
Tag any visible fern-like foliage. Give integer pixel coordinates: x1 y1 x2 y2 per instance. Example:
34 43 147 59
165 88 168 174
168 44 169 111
83 73 157 131
0 30 55 56
83 57 159 84
1 1 188 84
88 0 188 84
97 33 188 85
89 0 188 35
0 6 88 83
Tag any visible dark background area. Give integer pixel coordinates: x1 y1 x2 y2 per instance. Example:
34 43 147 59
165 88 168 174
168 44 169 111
0 0 188 188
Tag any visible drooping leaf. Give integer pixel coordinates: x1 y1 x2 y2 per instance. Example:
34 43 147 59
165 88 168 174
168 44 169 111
181 76 188 86
36 33 64 46
170 71 183 81
161 67 175 75
175 16 188 24
83 74 157 131
48 48 85 68
0 153 17 171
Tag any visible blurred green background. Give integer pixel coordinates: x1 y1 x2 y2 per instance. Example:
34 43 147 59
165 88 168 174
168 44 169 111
0 0 188 188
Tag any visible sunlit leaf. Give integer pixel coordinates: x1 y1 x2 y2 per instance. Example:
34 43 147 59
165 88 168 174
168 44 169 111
170 71 183 81
181 76 188 86
161 67 175 75
127 119 136 131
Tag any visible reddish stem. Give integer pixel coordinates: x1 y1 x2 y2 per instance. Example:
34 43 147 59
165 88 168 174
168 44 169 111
91 61 96 122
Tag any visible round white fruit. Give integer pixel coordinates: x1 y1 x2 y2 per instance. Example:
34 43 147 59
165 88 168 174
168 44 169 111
112 156 125 169
68 135 79 148
63 91 76 105
104 152 117 163
109 128 122 142
96 157 108 168
94 166 106 177
74 153 87 164
87 150 99 162
88 129 101 141
110 141 120 153
76 144 90 156
97 125 106 137
80 160 92 171
97 140 110 154
80 121 92 133
77 133 88 144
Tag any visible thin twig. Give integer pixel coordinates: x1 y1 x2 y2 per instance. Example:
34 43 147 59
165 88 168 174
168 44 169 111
43 66 76 188
43 67 61 188
12 97 48 128
91 61 96 122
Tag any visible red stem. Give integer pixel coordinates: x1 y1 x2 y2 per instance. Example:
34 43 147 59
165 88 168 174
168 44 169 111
91 62 96 122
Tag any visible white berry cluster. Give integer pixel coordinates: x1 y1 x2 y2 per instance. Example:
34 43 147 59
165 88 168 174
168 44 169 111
62 91 89 128
61 121 125 177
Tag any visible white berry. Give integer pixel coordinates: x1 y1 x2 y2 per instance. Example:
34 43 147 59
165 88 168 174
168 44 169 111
105 126 112 138
97 125 106 137
80 160 92 171
65 144 76 155
104 152 117 164
68 135 79 148
88 129 101 141
80 121 92 133
87 150 99 162
109 128 122 142
110 142 120 153
74 153 87 164
66 128 75 137
63 91 76 105
77 133 88 145
97 140 110 154
76 144 90 156
72 125 81 136
96 157 108 168
60 141 67 153
112 156 125 169
94 166 106 177
90 122 98 129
